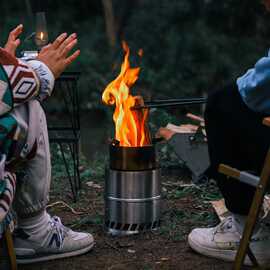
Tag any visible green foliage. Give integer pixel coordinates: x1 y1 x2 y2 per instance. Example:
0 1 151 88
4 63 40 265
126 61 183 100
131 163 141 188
124 0 270 98
1 0 270 110
83 152 108 180
70 215 103 229
149 109 179 131
50 143 107 182
166 183 222 201
50 144 72 179
160 182 221 240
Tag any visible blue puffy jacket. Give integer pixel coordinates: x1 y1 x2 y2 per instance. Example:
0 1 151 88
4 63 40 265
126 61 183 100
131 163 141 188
237 50 270 114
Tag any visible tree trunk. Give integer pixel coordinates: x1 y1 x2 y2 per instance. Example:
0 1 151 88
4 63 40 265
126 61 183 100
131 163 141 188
25 0 33 22
102 0 117 48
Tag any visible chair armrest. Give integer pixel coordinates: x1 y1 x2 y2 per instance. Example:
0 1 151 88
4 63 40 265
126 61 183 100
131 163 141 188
219 164 240 179
219 164 260 187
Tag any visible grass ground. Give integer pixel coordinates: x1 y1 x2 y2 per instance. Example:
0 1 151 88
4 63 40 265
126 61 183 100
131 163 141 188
18 149 250 270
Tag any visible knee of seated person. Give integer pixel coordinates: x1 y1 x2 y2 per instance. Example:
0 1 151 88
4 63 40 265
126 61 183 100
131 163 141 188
204 96 220 118
207 89 226 108
205 84 237 115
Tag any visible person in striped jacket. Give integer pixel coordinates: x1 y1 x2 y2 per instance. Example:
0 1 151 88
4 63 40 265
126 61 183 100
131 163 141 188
0 25 94 264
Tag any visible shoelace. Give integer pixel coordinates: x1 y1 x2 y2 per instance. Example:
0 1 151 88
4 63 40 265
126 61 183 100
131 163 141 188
212 217 235 241
215 217 233 233
48 216 69 249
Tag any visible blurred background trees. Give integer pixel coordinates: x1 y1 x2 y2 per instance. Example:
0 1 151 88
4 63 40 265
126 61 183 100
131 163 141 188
1 0 270 110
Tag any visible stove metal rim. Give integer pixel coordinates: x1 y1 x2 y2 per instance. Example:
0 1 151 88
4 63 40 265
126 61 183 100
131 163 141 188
106 195 161 202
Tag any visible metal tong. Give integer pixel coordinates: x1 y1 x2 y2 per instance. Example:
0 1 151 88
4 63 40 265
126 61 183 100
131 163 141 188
131 97 207 110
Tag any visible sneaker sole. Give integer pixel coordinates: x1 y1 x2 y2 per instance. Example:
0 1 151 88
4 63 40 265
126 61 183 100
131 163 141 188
16 241 95 264
188 234 252 266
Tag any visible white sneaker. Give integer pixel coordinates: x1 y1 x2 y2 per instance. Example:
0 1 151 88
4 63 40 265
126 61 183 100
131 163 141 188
188 216 270 266
14 216 94 264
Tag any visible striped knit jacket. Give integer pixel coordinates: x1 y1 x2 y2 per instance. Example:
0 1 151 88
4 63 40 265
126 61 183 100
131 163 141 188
0 48 55 225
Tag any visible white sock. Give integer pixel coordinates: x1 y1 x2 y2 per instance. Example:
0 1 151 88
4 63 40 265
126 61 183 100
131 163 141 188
17 210 51 235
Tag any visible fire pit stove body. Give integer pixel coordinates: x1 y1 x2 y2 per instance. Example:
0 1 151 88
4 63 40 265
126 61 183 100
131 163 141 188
105 143 161 236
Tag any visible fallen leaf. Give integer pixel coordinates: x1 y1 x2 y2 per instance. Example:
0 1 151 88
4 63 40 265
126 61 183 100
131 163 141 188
162 187 167 193
79 166 85 172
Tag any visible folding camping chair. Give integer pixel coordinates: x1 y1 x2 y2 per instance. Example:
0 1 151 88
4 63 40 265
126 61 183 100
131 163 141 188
218 116 270 270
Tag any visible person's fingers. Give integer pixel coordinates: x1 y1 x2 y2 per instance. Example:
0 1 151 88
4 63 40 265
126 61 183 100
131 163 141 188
9 24 23 37
60 39 78 57
64 49 80 66
58 33 77 53
4 39 21 55
14 39 20 47
52 33 68 49
9 24 23 41
39 43 52 53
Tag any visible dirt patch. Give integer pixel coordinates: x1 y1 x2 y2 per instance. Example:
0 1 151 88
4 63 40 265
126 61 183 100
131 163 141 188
19 173 250 270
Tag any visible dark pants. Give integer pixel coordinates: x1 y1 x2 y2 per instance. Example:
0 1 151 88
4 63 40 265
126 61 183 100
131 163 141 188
205 83 270 215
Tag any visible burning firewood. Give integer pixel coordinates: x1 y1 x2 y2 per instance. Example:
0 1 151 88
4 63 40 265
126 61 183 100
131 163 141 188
102 42 151 147
132 96 151 146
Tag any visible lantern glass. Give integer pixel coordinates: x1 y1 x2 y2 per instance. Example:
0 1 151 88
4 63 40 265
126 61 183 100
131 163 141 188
35 12 49 50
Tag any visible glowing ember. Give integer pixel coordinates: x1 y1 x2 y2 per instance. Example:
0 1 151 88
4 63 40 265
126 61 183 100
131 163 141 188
102 42 151 147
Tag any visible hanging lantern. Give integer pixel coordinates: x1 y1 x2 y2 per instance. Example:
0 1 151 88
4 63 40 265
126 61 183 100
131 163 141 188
34 12 49 50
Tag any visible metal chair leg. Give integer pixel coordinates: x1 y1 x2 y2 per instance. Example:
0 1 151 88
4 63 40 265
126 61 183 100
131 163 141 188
75 141 81 190
59 142 77 202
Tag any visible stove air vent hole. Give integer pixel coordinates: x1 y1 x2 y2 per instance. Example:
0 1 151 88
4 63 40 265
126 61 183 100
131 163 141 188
105 220 161 232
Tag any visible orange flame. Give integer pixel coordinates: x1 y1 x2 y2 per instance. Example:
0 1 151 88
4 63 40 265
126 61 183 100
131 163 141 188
102 42 151 147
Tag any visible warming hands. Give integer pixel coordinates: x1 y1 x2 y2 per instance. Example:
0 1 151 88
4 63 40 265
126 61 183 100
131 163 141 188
37 33 80 79
3 25 80 79
4 24 23 56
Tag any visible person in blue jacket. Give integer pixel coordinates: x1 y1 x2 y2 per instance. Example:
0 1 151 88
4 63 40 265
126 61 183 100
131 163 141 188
187 0 270 265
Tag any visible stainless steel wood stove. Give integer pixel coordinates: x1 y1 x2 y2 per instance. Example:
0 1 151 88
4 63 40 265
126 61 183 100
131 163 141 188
104 141 161 236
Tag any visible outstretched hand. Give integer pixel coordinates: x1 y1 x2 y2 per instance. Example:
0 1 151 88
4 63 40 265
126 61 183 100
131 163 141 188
37 33 80 79
4 24 23 56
